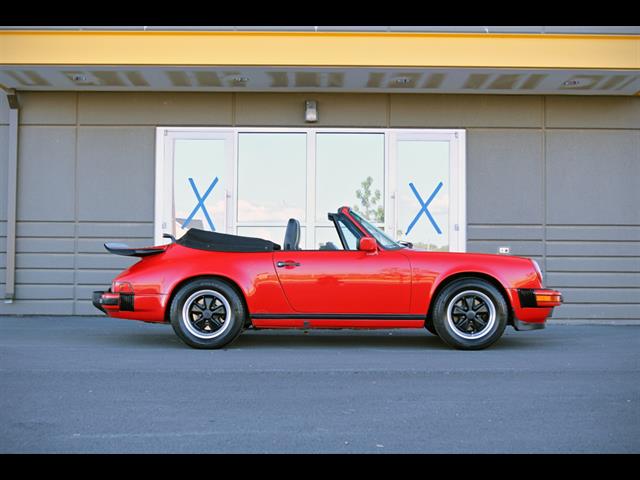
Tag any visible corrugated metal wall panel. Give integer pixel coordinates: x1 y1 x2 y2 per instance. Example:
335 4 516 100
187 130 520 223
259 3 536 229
546 242 639 256
0 92 638 321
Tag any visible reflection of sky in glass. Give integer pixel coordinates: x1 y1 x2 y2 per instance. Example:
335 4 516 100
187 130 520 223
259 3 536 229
316 134 384 223
173 139 226 237
397 141 449 251
238 133 306 223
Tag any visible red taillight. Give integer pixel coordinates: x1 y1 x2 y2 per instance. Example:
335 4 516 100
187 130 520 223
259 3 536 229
112 281 134 294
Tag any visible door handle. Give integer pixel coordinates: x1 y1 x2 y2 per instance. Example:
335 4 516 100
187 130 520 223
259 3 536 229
276 261 301 268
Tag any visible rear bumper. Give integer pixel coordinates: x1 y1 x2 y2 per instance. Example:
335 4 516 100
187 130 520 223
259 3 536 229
92 289 166 322
92 290 134 313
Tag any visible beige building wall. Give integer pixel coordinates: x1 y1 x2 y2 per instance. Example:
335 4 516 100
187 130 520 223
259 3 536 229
0 92 639 318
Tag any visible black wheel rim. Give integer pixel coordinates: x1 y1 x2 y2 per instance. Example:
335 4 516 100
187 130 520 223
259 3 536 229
181 289 231 339
188 294 226 333
446 290 496 339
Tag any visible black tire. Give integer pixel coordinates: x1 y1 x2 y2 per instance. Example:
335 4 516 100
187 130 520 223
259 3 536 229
425 320 439 336
432 278 508 350
169 278 246 349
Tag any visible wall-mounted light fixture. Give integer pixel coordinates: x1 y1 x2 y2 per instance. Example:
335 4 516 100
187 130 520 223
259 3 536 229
305 100 318 122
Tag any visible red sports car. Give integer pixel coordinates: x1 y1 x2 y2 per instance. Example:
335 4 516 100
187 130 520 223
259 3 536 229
93 207 562 350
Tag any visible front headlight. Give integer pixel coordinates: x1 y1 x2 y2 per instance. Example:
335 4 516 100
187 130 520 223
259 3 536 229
531 259 543 285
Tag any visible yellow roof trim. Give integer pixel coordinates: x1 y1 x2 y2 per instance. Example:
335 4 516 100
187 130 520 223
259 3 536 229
4 30 640 40
1 30 639 70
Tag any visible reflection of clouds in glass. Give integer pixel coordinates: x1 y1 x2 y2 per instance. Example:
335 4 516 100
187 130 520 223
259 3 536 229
175 199 225 224
316 134 385 222
238 133 306 223
237 199 305 223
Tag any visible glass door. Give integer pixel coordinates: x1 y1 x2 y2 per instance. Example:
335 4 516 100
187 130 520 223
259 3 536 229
314 132 385 249
236 132 308 248
387 131 466 252
157 130 234 241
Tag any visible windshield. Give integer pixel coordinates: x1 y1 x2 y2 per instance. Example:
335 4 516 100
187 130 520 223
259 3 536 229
349 210 403 250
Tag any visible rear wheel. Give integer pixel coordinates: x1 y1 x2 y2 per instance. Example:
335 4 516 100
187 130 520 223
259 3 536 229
169 278 245 349
432 278 508 350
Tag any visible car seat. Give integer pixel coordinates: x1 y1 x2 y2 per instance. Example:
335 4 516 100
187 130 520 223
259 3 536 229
283 218 301 250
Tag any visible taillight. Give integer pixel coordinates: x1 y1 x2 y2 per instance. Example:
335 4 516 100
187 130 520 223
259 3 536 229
112 281 134 294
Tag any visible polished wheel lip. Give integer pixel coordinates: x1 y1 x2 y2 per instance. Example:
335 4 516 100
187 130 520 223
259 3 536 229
446 290 496 340
182 289 232 340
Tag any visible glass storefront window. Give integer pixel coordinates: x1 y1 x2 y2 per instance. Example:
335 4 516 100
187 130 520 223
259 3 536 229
237 133 307 223
315 226 344 250
159 128 465 252
316 133 384 224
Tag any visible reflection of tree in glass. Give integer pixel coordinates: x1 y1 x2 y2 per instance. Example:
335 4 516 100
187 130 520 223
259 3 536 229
353 176 384 222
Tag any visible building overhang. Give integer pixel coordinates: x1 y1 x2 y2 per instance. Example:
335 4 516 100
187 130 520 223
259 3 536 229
1 30 639 95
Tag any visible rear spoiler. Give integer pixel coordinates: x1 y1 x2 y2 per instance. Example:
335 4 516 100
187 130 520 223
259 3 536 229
104 242 167 257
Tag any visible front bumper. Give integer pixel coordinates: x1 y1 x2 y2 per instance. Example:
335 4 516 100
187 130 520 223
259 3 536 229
517 288 563 308
512 288 563 331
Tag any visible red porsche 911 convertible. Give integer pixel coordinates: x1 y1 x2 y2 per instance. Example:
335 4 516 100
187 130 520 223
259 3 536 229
93 206 562 350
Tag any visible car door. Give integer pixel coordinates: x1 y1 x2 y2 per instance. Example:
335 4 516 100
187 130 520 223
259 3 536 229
271 248 411 314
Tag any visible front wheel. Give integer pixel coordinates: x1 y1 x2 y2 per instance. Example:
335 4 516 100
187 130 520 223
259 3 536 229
169 278 245 349
425 320 439 336
432 278 508 350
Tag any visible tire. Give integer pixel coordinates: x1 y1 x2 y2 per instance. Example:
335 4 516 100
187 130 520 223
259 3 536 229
425 320 439 336
169 278 246 349
432 278 508 350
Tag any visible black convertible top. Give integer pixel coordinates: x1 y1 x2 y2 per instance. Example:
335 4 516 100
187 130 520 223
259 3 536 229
176 228 281 252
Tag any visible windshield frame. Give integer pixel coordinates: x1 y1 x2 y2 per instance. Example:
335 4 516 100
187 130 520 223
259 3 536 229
348 209 404 250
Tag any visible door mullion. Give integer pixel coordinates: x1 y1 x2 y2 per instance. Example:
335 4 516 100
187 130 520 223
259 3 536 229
386 131 397 238
306 130 316 250
229 130 238 235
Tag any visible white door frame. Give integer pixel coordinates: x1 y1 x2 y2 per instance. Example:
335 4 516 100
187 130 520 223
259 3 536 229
387 129 466 252
155 128 235 244
155 127 466 251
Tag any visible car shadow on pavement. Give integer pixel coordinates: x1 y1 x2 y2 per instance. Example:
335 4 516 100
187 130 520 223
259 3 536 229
100 330 187 349
103 329 450 350
229 329 550 351
234 331 449 350
103 325 551 351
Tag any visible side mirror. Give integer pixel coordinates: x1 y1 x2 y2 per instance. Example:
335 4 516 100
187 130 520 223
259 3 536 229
358 237 377 253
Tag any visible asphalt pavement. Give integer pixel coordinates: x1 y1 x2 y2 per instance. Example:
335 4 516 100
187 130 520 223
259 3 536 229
0 316 639 453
